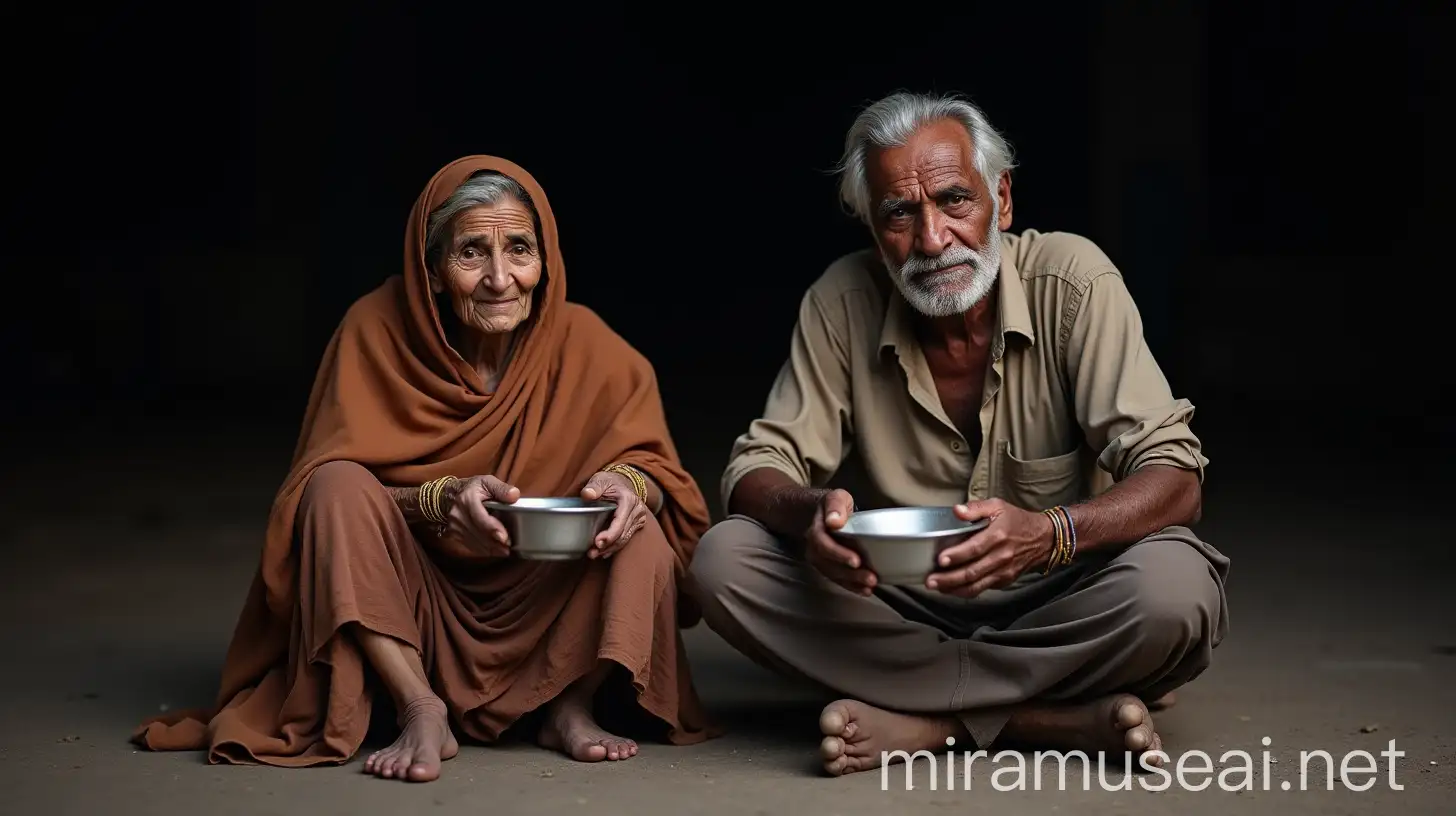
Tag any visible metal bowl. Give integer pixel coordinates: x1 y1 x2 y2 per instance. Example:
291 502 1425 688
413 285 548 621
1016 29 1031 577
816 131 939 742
830 506 989 586
483 497 617 560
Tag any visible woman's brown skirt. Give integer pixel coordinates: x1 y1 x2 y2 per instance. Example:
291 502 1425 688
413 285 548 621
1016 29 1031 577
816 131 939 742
133 460 714 765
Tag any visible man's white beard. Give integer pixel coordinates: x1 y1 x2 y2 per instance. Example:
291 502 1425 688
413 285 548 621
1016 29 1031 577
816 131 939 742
883 210 1002 318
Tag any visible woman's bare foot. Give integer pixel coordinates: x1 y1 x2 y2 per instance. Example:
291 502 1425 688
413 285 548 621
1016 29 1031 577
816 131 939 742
538 695 638 762
818 699 965 777
363 696 459 782
1001 694 1165 767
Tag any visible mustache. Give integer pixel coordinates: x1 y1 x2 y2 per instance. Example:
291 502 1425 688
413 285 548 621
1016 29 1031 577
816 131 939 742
897 245 982 278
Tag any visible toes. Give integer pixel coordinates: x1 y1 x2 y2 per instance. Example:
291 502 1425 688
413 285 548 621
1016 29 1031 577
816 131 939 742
820 735 846 761
405 743 443 782
819 702 850 736
406 760 441 782
1125 723 1154 752
580 741 608 762
369 751 396 777
1115 700 1146 729
1139 733 1166 768
824 751 875 777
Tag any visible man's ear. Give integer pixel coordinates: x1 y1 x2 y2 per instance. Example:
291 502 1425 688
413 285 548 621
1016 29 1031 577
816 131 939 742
995 172 1013 231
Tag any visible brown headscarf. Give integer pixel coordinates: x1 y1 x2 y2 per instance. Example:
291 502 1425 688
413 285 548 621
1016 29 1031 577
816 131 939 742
137 155 712 754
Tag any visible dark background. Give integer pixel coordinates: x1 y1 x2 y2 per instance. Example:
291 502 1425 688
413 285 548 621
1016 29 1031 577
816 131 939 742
4 9 1455 811
5 2 1451 511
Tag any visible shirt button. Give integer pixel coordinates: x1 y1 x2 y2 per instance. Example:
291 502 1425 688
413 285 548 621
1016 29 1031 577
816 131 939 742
951 440 964 452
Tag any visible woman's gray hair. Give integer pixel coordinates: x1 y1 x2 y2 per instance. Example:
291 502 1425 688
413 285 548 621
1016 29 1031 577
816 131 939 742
835 91 1016 224
424 171 541 264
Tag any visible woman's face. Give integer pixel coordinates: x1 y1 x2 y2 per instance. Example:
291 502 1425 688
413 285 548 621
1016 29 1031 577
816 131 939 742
430 199 542 335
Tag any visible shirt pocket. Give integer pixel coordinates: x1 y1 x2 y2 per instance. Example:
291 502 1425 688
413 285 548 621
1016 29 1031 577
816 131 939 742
993 440 1083 511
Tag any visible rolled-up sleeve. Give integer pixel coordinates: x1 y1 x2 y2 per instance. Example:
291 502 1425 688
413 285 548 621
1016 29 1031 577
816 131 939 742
1064 270 1209 482
720 287 853 510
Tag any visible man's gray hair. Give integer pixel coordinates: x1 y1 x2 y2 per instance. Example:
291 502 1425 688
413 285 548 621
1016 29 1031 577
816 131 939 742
424 171 540 264
836 91 1016 224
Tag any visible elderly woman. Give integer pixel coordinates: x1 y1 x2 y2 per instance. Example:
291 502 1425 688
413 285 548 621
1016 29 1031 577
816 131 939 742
133 156 717 782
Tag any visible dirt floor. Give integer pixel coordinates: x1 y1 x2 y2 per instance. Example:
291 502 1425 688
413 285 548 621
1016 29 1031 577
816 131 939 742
2 427 1452 814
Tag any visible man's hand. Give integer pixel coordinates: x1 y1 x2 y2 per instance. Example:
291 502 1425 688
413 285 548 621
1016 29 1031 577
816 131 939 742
580 470 650 559
926 499 1055 596
805 489 878 595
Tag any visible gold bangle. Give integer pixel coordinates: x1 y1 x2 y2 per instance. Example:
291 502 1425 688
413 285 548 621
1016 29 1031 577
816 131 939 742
418 476 458 524
425 479 440 523
603 463 648 504
1042 507 1064 573
436 476 458 522
429 478 445 523
618 465 648 502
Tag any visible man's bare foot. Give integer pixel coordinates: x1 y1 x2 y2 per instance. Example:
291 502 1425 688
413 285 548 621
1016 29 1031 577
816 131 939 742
1001 694 1165 767
818 699 965 777
538 695 638 762
363 696 459 782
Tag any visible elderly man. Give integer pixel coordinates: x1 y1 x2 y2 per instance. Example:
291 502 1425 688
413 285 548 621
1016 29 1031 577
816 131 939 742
691 92 1229 777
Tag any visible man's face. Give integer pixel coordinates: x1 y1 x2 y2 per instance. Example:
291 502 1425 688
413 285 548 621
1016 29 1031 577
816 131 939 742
866 118 1012 317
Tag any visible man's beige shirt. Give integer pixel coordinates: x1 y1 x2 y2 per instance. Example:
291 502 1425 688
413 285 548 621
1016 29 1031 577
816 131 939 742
721 229 1207 514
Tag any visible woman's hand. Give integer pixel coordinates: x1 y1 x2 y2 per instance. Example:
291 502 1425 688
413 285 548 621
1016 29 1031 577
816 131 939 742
580 470 649 559
440 475 521 558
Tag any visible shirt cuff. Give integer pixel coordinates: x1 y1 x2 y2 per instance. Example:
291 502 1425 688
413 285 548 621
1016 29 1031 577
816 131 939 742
1121 441 1209 483
1098 400 1209 483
